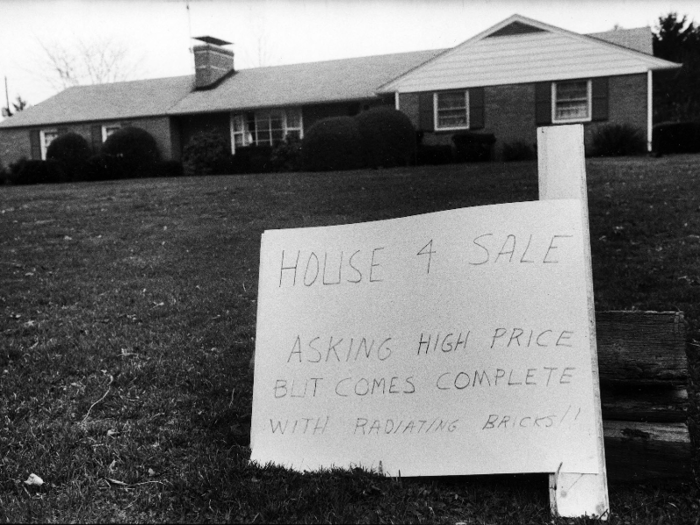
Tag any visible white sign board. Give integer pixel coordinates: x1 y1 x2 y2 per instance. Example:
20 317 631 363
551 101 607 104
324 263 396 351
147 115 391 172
251 200 602 477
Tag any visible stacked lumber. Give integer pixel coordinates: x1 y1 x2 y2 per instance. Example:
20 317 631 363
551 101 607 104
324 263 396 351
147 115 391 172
597 311 693 482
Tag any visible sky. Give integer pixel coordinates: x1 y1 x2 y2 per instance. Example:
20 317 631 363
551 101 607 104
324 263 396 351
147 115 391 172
1 0 699 117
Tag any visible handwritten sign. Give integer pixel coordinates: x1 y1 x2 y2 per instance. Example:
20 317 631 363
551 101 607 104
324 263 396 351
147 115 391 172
250 200 602 477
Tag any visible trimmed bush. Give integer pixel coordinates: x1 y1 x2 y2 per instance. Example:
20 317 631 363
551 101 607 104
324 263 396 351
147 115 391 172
182 130 230 176
453 132 495 162
153 160 184 178
82 154 124 182
590 123 646 157
102 126 160 178
301 116 363 171
502 141 536 162
652 121 700 155
0 158 7 185
8 159 65 185
355 107 415 168
416 144 453 165
46 132 91 182
269 135 303 172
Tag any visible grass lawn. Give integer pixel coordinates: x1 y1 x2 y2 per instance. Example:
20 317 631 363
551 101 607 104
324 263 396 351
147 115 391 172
1 155 699 523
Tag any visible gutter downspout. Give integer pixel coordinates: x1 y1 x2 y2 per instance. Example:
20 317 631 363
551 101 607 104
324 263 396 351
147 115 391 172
394 91 399 111
647 70 653 153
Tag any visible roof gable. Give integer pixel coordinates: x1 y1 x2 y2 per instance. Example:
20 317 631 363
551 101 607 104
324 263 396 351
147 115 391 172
379 14 680 93
486 20 548 38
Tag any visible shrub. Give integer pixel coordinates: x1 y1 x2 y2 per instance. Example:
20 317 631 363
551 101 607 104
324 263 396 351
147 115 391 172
452 132 495 162
354 107 415 168
301 117 363 171
102 126 160 178
182 130 230 176
269 135 303 172
416 144 453 165
153 160 184 178
8 159 65 185
652 121 700 155
46 132 91 182
590 123 647 157
82 154 124 182
502 141 536 161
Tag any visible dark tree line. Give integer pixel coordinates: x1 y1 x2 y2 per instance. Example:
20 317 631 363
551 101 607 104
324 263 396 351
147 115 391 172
653 12 700 122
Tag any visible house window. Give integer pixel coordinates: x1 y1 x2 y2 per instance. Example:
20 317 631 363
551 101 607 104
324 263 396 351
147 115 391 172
552 80 591 122
102 124 121 142
230 108 303 153
40 129 59 160
434 91 469 130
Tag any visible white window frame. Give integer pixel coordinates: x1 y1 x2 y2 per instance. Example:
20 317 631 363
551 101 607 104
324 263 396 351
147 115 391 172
434 90 470 131
551 80 592 124
40 129 59 160
102 124 122 142
229 107 303 154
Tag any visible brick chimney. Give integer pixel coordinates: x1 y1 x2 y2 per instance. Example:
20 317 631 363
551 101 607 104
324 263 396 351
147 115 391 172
192 36 234 89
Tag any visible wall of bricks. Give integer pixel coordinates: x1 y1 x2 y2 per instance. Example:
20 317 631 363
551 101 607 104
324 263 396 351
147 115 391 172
0 116 175 167
584 73 648 150
0 128 32 167
398 73 649 160
483 83 537 158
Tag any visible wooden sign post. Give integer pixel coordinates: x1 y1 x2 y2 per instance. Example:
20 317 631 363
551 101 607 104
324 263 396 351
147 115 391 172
538 124 609 518
250 124 608 519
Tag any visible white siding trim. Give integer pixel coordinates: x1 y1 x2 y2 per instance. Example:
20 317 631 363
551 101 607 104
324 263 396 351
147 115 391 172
39 129 58 160
384 25 680 94
229 113 236 155
647 70 653 152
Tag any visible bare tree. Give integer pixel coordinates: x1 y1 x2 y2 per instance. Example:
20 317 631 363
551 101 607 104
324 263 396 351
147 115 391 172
34 36 143 91
239 10 282 68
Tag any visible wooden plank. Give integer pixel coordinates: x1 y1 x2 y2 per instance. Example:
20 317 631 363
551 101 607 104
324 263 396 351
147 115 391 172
538 124 609 520
603 421 692 482
600 383 688 422
596 311 688 383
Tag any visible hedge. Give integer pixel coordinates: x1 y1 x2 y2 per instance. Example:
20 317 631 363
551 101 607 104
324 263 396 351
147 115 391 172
653 122 700 154
102 126 160 178
46 132 91 181
302 117 364 171
355 107 415 168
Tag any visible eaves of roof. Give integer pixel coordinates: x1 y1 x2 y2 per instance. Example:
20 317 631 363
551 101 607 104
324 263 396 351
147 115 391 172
0 75 195 129
167 50 444 116
377 14 681 93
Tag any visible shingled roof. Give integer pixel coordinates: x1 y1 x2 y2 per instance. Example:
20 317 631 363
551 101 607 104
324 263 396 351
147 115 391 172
0 49 442 128
0 76 195 129
167 49 443 115
587 27 654 55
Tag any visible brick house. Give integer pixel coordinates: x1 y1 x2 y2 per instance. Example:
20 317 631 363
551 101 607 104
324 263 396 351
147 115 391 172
381 15 680 158
0 15 680 166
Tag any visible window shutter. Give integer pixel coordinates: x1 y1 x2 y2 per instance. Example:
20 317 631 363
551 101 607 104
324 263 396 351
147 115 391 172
418 92 434 132
591 77 609 121
29 130 41 160
469 87 485 130
535 82 552 125
91 125 102 151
